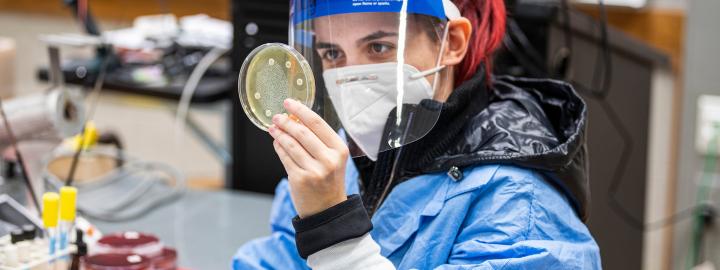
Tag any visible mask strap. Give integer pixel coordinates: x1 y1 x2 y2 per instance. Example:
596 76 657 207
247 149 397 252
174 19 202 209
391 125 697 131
409 21 452 94
410 65 446 79
435 21 451 68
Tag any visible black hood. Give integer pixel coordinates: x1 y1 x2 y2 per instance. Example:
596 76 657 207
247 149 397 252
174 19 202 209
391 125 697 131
437 75 589 221
356 71 591 221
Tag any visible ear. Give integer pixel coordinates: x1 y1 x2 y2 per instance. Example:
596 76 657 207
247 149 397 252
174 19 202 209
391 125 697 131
440 18 473 66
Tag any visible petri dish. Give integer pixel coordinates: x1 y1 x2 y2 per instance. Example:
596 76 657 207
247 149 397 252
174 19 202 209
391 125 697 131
151 248 178 270
95 232 163 258
83 254 152 270
238 43 315 131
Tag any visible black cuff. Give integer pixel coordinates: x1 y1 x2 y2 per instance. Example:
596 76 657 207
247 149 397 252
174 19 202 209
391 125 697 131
292 194 372 259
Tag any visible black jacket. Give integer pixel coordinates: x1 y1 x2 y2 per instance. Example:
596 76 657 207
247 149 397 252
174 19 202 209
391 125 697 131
357 72 590 221
292 73 591 258
435 75 589 221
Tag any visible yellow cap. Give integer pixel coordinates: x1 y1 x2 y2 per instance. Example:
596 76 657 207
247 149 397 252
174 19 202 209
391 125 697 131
42 192 60 228
72 122 99 150
60 186 77 221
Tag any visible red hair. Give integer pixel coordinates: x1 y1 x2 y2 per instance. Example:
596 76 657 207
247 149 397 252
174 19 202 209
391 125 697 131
452 0 506 85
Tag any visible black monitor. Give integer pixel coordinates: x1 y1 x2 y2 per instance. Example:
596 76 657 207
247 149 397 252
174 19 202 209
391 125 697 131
228 0 290 193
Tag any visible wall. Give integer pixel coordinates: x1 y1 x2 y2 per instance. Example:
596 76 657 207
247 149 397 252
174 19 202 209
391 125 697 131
650 0 687 9
575 4 685 71
0 0 230 20
674 0 720 268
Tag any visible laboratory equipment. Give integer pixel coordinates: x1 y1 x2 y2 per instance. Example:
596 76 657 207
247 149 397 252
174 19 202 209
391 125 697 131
43 148 186 222
0 232 77 270
0 234 77 270
0 195 43 237
0 172 81 270
0 89 86 209
238 43 315 131
59 186 77 260
70 229 88 270
93 232 164 257
0 194 77 270
0 83 85 149
83 254 152 270
42 192 59 262
91 232 178 270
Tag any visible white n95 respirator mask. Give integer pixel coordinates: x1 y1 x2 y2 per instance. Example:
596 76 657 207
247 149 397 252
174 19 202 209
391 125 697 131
323 63 445 160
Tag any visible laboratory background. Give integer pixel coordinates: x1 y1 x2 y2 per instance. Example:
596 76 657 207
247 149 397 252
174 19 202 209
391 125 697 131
0 0 717 269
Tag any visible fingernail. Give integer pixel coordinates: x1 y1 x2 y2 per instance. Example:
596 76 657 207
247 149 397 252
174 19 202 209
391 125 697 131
272 114 282 124
284 99 293 109
289 114 300 122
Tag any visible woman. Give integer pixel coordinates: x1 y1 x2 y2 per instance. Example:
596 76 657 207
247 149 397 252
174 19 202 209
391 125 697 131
234 0 601 269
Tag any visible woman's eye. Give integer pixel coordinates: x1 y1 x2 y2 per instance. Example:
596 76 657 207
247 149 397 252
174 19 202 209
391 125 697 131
369 43 391 54
322 49 344 61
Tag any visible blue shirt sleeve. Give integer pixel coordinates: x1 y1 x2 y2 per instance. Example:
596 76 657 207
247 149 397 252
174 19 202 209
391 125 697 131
437 168 602 269
232 157 361 270
232 180 310 270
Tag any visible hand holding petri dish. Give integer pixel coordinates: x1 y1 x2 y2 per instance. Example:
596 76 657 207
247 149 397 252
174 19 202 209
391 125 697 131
238 43 315 131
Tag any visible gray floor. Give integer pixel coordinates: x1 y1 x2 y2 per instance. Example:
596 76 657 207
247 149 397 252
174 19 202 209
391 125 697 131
0 12 225 182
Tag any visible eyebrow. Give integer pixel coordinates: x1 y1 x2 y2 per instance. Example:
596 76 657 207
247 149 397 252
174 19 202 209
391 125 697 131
316 42 337 49
357 31 398 45
315 31 398 49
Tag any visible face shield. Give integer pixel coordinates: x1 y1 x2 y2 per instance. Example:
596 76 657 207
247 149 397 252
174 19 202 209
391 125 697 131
241 0 461 160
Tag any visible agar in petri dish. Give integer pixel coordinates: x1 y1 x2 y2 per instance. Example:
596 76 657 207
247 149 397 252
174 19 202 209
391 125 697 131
238 43 315 131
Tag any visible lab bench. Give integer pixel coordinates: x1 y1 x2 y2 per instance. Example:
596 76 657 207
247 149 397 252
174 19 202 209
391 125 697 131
88 190 273 270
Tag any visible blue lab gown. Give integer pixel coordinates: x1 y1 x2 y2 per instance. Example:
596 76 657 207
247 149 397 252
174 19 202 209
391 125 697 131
232 163 601 269
232 75 602 269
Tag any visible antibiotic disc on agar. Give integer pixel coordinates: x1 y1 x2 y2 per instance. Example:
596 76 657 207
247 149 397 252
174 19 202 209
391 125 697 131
239 43 315 131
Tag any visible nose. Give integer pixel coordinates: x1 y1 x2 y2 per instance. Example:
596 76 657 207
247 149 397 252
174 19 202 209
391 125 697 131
344 53 375 67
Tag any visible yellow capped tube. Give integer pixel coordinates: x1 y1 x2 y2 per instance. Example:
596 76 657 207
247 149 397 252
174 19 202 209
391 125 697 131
72 121 99 150
43 192 61 260
42 192 60 228
60 186 77 221
59 186 77 258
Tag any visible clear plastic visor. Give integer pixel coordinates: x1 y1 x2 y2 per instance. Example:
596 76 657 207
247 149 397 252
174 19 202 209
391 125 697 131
289 10 450 159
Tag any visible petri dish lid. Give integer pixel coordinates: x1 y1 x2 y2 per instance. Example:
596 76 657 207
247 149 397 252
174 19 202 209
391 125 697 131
98 232 159 247
95 232 163 258
83 254 152 270
238 43 315 131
